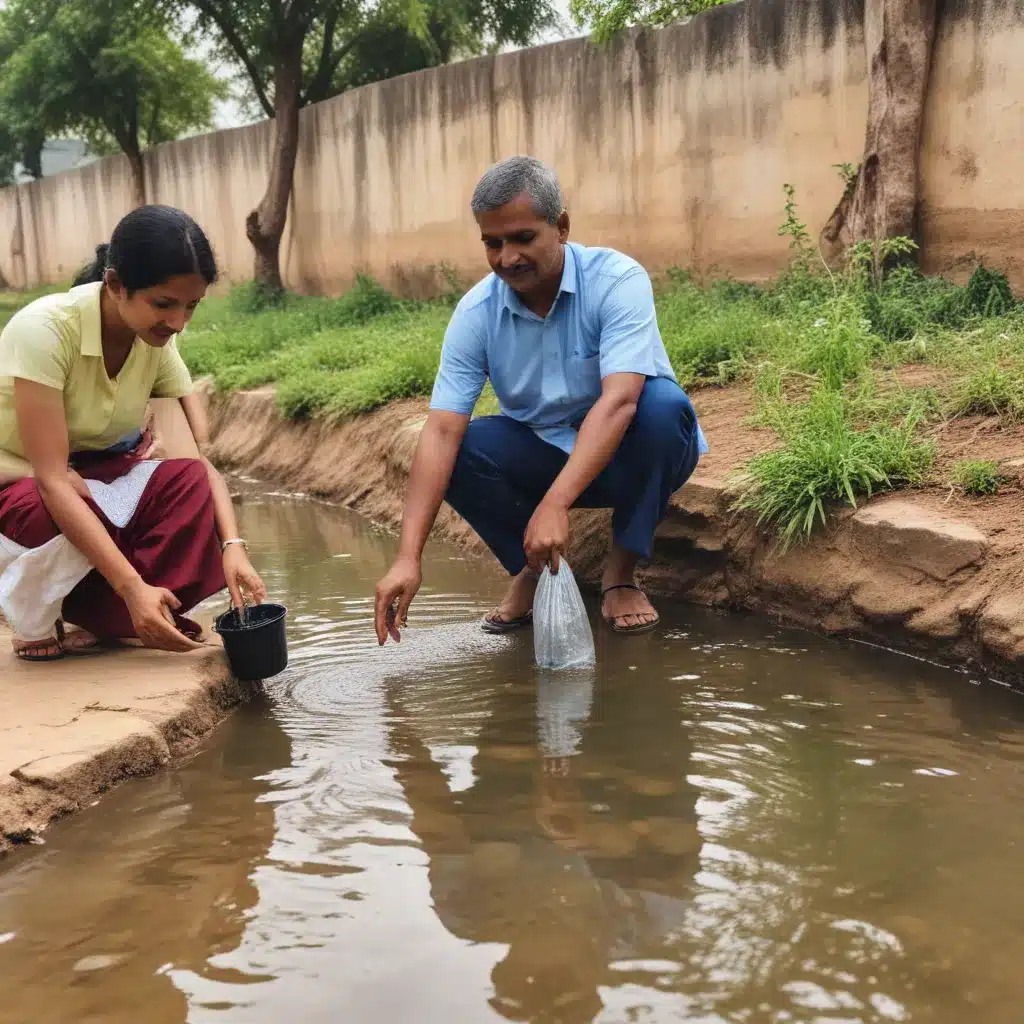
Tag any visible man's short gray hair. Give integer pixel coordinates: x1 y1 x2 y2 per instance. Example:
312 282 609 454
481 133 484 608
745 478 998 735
471 156 563 224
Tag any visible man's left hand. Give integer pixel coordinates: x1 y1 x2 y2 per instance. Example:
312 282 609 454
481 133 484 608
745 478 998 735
524 499 569 574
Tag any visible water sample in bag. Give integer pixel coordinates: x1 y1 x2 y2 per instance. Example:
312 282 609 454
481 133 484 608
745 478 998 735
533 560 596 671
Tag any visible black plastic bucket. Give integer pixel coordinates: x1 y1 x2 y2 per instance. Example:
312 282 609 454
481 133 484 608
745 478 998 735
214 603 288 681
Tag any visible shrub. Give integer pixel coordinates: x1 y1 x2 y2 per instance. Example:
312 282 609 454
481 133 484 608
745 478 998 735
965 265 1015 318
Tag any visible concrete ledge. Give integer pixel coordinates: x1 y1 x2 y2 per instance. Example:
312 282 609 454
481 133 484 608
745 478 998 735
0 626 252 854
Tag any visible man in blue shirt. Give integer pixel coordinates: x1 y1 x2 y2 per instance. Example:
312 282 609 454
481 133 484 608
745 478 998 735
374 156 707 643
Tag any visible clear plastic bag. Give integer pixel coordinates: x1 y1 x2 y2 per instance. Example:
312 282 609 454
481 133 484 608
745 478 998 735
533 561 596 671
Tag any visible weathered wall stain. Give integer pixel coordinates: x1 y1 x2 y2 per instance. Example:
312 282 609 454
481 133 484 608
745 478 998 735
1 0 1023 294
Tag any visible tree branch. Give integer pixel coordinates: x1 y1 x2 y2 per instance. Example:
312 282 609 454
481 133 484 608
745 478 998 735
302 30 362 106
192 0 275 118
302 4 340 104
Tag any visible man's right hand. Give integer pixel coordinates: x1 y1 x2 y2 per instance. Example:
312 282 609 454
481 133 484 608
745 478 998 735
374 556 422 646
120 577 203 653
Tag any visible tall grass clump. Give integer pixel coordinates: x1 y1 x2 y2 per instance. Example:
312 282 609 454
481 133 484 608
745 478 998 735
792 292 877 389
948 364 1024 424
733 387 935 548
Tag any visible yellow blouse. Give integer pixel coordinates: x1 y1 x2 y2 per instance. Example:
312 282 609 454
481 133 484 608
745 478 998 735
0 282 192 478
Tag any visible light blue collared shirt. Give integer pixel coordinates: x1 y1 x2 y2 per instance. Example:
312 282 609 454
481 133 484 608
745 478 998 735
430 242 709 455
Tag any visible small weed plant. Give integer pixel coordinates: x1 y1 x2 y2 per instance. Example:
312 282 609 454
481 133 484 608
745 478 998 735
948 460 1005 497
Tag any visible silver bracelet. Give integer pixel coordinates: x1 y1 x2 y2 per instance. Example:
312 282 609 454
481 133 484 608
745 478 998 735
221 538 248 553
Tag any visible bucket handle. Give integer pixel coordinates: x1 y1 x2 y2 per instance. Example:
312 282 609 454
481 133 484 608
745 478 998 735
220 594 251 628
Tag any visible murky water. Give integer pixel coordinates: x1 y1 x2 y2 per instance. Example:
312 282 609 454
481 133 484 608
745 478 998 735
2 492 1024 1024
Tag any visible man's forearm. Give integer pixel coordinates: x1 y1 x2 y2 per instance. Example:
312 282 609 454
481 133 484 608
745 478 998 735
545 394 637 510
396 416 467 562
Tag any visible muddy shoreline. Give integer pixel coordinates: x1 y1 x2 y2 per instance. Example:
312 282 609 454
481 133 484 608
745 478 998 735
204 384 1024 686
0 629 254 856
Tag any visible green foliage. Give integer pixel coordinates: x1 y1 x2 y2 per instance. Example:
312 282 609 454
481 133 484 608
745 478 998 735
732 387 935 549
570 0 730 43
834 162 859 191
655 272 779 387
0 0 224 179
778 183 813 264
863 266 975 343
794 293 878 390
846 235 918 289
177 0 558 120
948 460 1005 497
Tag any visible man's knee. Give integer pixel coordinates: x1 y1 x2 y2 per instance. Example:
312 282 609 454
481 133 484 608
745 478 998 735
450 417 530 487
631 378 696 447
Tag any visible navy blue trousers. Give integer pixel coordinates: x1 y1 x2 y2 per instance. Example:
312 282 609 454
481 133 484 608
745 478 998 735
445 377 701 576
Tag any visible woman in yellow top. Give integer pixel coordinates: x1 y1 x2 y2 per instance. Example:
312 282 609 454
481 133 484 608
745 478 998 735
0 205 266 661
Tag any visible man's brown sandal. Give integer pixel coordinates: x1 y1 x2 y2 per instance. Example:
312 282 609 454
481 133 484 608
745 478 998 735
481 610 533 635
601 584 660 635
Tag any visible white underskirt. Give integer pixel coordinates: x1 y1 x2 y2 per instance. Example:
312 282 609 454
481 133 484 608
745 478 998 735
0 461 161 641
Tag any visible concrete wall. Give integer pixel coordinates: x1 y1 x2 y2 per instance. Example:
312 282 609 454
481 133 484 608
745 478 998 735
2 0 1023 294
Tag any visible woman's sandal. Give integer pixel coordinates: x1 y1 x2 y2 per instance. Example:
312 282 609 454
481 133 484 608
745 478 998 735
55 620 106 657
601 583 660 635
481 610 534 635
12 635 64 662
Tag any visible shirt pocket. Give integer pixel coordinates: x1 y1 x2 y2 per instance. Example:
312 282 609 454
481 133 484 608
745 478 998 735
566 350 602 400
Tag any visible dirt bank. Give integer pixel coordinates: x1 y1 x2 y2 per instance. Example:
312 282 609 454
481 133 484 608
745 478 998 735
204 383 1024 685
0 627 251 856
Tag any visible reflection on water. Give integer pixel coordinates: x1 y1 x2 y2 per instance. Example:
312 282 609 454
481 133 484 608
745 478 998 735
2 492 1024 1023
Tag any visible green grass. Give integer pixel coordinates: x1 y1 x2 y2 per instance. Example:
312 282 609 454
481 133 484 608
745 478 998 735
948 364 1024 424
731 386 935 548
948 459 1005 497
2 235 1020 547
183 276 454 420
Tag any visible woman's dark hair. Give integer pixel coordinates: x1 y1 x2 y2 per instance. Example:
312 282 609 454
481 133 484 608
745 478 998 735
72 204 218 293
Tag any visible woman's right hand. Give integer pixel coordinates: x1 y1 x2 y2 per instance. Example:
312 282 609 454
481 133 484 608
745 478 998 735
120 577 203 652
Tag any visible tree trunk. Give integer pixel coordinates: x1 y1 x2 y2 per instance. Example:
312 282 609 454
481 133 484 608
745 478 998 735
20 129 44 181
820 0 940 264
126 145 146 209
246 43 303 295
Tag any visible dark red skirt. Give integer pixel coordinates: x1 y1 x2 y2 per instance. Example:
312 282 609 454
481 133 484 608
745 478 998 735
0 451 226 640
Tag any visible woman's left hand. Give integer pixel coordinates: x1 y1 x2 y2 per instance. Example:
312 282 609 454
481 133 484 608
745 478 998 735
223 543 268 609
